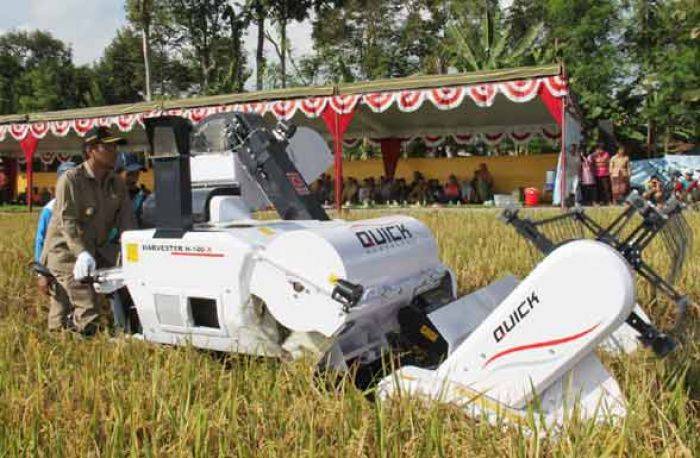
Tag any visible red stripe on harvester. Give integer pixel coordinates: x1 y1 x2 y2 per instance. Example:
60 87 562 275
171 252 225 258
483 323 600 368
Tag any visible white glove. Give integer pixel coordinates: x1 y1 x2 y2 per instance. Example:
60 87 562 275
73 251 96 281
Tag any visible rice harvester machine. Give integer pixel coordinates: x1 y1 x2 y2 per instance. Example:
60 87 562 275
93 113 692 429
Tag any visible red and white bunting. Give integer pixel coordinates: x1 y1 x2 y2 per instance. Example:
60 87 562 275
343 138 362 148
396 90 426 112
56 153 73 163
9 123 29 140
468 84 498 108
363 92 395 113
0 125 6 141
452 133 474 145
142 109 162 119
541 126 561 140
209 105 227 114
423 135 445 147
72 118 96 137
116 114 139 132
29 122 50 139
510 131 534 144
328 94 360 114
97 117 112 127
298 97 327 118
483 132 506 145
543 75 568 98
164 108 183 117
185 107 213 124
269 100 298 120
428 87 466 110
50 120 71 137
242 102 267 115
39 152 55 165
221 104 239 113
498 79 541 103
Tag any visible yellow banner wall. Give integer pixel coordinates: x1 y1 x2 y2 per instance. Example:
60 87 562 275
18 154 558 196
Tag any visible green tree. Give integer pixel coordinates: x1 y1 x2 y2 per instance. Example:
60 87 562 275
126 0 161 101
310 0 437 83
165 0 250 94
0 53 22 114
265 0 312 88
94 28 148 104
0 30 82 113
445 1 544 71
505 0 627 142
223 2 251 92
246 0 269 90
623 0 699 151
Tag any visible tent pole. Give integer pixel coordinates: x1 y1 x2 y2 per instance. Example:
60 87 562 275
333 111 343 212
560 97 567 209
20 135 39 213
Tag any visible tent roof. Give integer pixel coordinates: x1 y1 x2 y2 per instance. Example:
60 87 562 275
0 64 560 125
338 64 560 94
0 64 568 156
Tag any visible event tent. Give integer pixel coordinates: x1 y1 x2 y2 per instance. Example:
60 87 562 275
0 64 581 207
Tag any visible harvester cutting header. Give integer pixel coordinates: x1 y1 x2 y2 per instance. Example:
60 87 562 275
91 113 691 429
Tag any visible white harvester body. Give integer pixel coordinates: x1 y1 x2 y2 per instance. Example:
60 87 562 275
98 215 635 429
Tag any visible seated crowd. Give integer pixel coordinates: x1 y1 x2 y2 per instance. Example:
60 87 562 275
311 164 495 206
13 186 55 206
643 170 699 206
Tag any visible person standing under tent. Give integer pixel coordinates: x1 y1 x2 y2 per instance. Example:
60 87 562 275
475 163 494 203
579 151 597 205
609 146 631 204
591 143 612 205
444 175 462 204
40 127 136 334
0 163 8 205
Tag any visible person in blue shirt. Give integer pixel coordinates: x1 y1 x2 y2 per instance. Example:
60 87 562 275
115 152 150 227
34 162 77 263
35 161 77 298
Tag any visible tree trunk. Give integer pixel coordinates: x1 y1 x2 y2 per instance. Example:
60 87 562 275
230 15 243 92
140 0 152 101
280 20 287 88
256 13 265 91
142 27 152 101
647 119 655 157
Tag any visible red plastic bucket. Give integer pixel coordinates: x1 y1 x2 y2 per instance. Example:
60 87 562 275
524 187 540 206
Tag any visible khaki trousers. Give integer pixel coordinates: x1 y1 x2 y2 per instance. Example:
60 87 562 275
48 272 100 332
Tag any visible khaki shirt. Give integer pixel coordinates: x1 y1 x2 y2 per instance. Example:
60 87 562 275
41 162 136 273
609 154 631 178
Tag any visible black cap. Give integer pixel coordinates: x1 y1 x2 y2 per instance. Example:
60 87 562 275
84 126 127 145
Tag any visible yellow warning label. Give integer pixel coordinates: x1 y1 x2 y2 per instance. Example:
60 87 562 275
126 243 139 263
419 325 439 343
258 227 275 236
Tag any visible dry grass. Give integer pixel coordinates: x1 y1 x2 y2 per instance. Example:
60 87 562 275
0 208 697 456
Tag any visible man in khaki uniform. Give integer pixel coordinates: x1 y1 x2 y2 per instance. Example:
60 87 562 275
41 126 136 334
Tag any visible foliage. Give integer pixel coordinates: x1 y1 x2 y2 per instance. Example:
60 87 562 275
0 31 90 113
445 2 544 71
